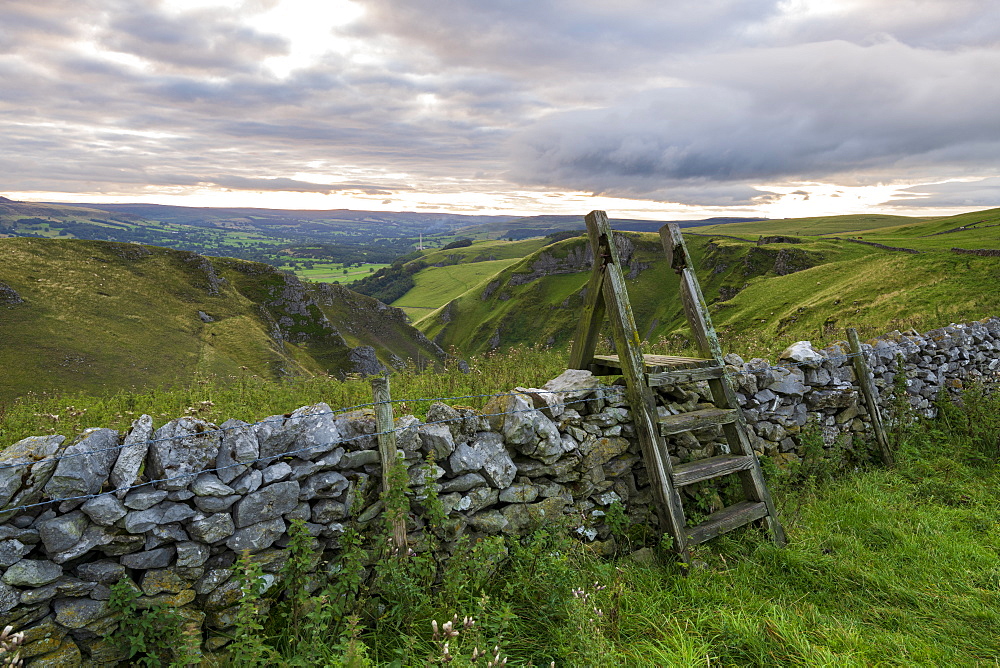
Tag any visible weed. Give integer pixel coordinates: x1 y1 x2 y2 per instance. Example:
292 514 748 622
108 577 201 667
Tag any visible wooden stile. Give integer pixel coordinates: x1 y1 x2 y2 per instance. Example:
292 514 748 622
570 212 785 559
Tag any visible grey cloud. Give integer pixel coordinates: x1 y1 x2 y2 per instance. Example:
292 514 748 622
507 39 1000 204
210 176 402 195
888 178 1000 208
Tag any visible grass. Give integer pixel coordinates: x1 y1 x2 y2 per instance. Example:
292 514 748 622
0 344 570 447
392 258 520 320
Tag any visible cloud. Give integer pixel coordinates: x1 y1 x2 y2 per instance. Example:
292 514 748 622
210 175 402 195
888 178 1000 208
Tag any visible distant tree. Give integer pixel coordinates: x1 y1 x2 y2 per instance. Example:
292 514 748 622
343 269 348 275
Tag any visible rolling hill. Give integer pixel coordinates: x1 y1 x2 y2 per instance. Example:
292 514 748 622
397 208 1000 358
0 237 446 403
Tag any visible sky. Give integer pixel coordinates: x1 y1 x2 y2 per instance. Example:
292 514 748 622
2 0 999 220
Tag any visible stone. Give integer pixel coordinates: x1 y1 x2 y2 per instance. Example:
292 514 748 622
448 432 516 489
188 513 236 544
192 473 235 497
334 411 377 451
225 517 286 553
299 472 348 500
176 541 211 568
580 436 630 469
231 469 263 495
216 419 260 484
394 415 423 452
111 414 153 497
81 494 127 526
141 568 190 595
0 539 32 567
255 403 341 461
779 341 825 369
3 559 61 586
18 615 67 659
194 494 241 513
425 402 466 443
148 417 222 490
123 488 168 510
195 568 232 595
768 366 808 396
0 435 65 518
311 499 347 524
418 423 455 459
339 449 381 468
234 481 301 528
33 637 81 667
135 589 195 609
439 473 488 493
43 428 119 507
261 462 293 485
498 483 539 504
51 525 116 564
168 489 195 501
807 389 858 409
205 578 243 610
37 511 89 554
124 502 196 534
52 597 110 629
75 561 125 584
466 509 508 534
457 487 498 514
542 369 599 404
121 547 174 569
285 501 310 522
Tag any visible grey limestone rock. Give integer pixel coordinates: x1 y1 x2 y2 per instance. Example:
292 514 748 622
255 403 340 461
0 435 66 519
195 568 231 595
231 468 264 495
37 511 89 554
779 341 825 368
418 423 455 459
458 487 499 514
339 449 380 469
768 367 808 396
148 417 222 490
225 517 286 553
81 495 127 526
448 432 516 489
191 473 235 497
175 541 210 568
234 481 300 528
3 559 62 586
394 415 423 452
542 369 599 404
53 597 111 629
216 419 260 484
439 472 488 493
194 494 240 513
498 483 539 504
261 462 292 484
123 488 168 511
75 561 125 584
298 471 347 501
43 428 119 509
51 525 116 564
123 502 196 534
0 539 32 567
466 509 508 534
187 513 236 544
121 547 174 569
0 583 18 613
311 500 346 524
111 415 153 497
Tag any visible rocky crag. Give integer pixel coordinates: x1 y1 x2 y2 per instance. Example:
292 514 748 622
0 317 997 665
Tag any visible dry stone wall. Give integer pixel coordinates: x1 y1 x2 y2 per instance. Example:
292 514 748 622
0 317 998 665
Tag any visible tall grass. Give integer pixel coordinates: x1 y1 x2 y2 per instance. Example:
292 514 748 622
0 344 571 447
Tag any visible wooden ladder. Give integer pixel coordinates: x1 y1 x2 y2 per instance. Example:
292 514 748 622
569 211 785 559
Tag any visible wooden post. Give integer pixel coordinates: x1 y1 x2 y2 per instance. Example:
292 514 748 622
847 328 893 466
371 374 408 549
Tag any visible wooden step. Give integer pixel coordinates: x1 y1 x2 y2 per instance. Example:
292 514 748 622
589 354 722 384
686 501 769 545
671 455 755 487
659 407 736 436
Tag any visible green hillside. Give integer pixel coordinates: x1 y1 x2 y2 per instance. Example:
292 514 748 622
411 209 1000 358
0 237 445 402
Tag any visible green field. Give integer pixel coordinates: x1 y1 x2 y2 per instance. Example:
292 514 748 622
392 258 521 319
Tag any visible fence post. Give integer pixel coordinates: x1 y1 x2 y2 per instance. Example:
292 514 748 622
847 327 893 466
370 374 407 549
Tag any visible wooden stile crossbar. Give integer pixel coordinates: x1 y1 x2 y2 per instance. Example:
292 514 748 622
570 210 785 559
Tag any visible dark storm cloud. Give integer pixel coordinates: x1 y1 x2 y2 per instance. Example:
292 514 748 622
1 0 998 209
